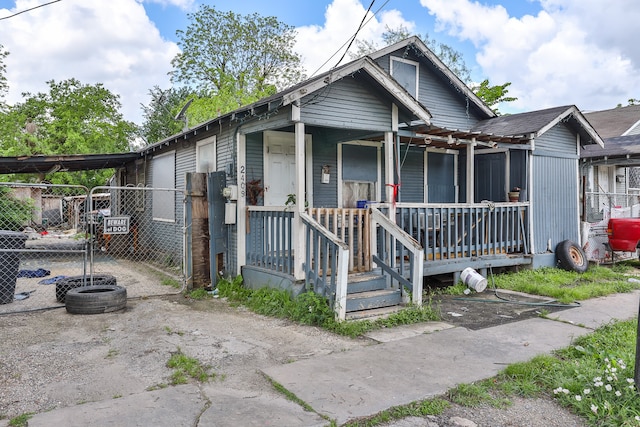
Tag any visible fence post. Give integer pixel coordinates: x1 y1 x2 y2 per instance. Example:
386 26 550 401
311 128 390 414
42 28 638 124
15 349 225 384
635 295 640 390
186 173 210 289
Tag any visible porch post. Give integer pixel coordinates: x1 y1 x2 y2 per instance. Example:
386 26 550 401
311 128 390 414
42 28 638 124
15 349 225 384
293 121 306 280
466 138 475 203
236 132 247 275
384 131 395 221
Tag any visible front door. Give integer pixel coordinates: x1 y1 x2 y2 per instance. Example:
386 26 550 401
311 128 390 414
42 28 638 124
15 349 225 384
264 131 296 206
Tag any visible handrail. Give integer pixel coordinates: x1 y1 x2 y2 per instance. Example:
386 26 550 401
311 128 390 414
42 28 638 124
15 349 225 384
370 207 424 306
300 212 349 321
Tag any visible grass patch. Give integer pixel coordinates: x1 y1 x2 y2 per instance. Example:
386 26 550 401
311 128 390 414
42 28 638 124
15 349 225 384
342 398 450 427
216 276 439 338
484 265 640 303
166 348 217 385
8 413 33 427
186 288 213 300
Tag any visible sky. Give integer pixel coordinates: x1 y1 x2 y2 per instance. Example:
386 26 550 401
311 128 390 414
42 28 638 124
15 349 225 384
0 0 638 126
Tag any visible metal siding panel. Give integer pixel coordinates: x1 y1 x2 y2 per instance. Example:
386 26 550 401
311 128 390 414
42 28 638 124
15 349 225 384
532 155 579 254
312 138 338 207
535 124 577 153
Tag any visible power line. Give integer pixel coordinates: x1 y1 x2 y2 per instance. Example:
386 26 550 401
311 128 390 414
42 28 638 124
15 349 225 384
332 0 375 69
0 0 62 21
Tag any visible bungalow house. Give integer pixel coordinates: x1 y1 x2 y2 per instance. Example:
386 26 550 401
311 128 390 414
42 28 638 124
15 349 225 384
116 36 603 320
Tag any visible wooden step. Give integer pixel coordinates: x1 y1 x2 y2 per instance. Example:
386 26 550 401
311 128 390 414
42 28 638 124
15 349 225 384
345 288 402 313
347 272 387 294
345 305 404 321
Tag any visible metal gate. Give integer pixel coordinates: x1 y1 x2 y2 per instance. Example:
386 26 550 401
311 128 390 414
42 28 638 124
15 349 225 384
0 183 187 315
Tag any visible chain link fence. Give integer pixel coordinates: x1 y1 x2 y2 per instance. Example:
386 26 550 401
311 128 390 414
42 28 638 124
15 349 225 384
0 183 187 314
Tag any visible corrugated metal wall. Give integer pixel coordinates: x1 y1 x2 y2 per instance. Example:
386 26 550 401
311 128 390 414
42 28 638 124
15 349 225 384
399 147 424 202
532 154 579 254
535 124 577 154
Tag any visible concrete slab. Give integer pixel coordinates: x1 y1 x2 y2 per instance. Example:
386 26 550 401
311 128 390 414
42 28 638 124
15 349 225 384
550 291 640 329
262 318 587 425
363 321 455 343
27 384 205 427
200 387 327 427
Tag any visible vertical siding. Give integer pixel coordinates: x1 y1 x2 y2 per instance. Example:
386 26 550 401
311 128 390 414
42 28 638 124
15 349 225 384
532 154 579 253
312 135 338 207
300 79 391 131
535 124 577 154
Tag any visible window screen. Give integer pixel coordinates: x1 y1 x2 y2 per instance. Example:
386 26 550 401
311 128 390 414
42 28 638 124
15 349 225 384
152 151 175 222
196 136 216 173
391 58 418 98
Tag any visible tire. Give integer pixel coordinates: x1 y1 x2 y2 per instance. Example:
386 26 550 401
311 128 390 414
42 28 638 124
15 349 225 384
65 285 127 315
56 274 117 303
556 240 588 273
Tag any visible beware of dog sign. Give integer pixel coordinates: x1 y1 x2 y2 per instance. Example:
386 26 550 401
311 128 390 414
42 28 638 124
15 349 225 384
104 216 130 234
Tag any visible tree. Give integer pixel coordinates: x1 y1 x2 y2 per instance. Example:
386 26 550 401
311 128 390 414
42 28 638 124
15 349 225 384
0 78 138 187
140 86 195 144
0 45 9 108
471 79 517 113
170 5 303 113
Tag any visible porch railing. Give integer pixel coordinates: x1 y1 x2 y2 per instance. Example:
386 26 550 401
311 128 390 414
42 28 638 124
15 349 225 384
300 212 349 321
370 207 424 306
390 202 530 261
246 207 294 274
308 208 371 273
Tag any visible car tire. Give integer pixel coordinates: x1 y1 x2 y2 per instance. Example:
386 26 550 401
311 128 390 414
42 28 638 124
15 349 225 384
556 240 588 273
56 274 117 303
65 285 127 315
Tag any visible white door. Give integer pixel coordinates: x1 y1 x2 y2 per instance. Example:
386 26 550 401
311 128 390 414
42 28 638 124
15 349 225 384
264 132 296 206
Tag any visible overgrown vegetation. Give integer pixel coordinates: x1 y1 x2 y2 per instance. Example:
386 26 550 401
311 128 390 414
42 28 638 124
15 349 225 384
0 186 35 231
166 348 217 385
7 413 32 427
213 276 439 338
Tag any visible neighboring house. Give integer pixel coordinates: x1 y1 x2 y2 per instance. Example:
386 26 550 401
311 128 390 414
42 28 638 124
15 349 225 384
580 105 640 261
112 36 602 319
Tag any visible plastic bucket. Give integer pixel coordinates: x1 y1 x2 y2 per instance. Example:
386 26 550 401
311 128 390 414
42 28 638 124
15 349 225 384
460 267 487 293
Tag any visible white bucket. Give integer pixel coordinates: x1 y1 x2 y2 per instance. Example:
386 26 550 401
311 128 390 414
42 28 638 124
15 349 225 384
460 267 487 293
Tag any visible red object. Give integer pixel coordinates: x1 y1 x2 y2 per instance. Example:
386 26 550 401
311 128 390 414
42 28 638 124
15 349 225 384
607 218 640 252
40 230 48 235
386 183 400 206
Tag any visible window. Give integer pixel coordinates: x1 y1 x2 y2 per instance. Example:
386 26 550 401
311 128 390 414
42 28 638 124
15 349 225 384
196 136 216 173
391 57 419 98
152 151 175 222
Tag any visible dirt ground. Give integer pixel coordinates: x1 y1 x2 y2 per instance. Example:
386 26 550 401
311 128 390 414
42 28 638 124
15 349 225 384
0 269 582 424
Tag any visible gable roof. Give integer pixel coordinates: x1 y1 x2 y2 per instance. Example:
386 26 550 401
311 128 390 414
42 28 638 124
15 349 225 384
368 36 495 119
584 104 640 139
470 105 604 147
142 56 433 155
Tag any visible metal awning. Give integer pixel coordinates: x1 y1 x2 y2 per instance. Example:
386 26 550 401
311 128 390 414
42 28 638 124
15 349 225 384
0 153 141 175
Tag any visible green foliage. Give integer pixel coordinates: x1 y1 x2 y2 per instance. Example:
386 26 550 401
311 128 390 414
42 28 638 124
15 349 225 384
140 86 194 144
0 78 138 186
0 44 8 106
187 288 212 300
166 348 216 385
343 398 450 427
0 186 35 231
170 5 304 120
8 413 33 427
471 79 518 113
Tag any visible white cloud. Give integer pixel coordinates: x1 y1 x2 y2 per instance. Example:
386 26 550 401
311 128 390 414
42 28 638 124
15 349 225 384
294 0 415 77
420 0 640 112
0 0 179 124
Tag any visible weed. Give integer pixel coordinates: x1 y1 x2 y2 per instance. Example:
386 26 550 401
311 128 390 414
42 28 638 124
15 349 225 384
105 348 119 359
146 383 168 391
164 326 184 336
113 394 122 399
342 398 450 426
166 348 216 385
187 288 212 300
8 413 32 427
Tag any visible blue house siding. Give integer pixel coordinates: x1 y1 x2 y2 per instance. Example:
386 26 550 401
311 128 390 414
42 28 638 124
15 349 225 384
312 137 338 207
535 124 577 154
531 154 579 255
399 147 424 202
373 49 485 130
245 132 264 206
300 79 391 131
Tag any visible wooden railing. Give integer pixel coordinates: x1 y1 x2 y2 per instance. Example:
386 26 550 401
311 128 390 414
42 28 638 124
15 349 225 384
370 207 424 306
246 207 294 274
391 202 530 261
300 212 349 321
308 208 371 273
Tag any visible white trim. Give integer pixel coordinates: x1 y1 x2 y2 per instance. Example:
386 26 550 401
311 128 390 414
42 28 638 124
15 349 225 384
195 135 216 173
390 56 420 98
622 118 640 136
263 130 312 207
151 150 176 223
236 133 247 274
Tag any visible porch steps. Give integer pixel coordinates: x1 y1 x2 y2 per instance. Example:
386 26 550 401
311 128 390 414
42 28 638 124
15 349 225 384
345 305 403 321
345 272 402 319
